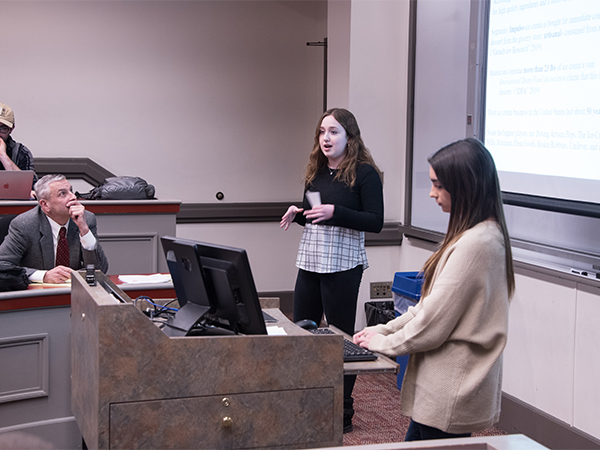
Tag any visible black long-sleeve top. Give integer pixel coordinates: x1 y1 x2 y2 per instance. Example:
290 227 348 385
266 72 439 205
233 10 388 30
294 164 384 233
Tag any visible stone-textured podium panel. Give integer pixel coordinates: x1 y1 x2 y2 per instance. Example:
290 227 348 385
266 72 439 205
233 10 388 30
71 272 343 449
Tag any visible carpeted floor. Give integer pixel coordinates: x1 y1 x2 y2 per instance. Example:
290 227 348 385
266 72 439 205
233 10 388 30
343 373 507 446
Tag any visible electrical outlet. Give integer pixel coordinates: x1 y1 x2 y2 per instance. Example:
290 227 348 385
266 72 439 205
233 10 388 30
370 281 393 299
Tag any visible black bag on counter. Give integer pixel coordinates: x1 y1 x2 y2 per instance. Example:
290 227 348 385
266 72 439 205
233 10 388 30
0 262 30 292
76 176 155 200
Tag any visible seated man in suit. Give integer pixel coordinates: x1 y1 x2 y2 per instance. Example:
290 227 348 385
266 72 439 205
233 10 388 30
0 174 108 283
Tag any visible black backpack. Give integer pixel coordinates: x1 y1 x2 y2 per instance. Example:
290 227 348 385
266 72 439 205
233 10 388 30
76 176 155 200
0 262 29 292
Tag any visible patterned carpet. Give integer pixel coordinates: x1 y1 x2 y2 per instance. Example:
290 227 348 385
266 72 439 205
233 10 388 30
343 373 507 446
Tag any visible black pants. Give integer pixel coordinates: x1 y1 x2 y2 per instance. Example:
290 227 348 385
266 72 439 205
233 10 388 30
405 420 471 441
293 266 364 412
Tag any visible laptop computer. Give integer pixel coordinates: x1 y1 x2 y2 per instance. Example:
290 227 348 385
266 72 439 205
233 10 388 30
0 171 35 200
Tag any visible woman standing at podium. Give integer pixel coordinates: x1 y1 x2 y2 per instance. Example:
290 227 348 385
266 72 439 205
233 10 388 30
280 108 384 433
354 138 514 441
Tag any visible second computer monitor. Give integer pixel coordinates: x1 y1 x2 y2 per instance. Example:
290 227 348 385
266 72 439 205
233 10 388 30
160 236 267 336
195 240 267 336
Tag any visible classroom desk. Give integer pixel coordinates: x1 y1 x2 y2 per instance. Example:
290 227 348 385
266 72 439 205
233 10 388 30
327 324 399 376
257 312 398 376
0 199 180 274
0 274 176 312
0 275 176 450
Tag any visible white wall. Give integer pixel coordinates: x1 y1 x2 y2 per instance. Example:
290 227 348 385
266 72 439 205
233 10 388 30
3 0 326 203
327 0 408 224
347 0 408 225
327 0 352 109
573 283 600 439
502 266 600 440
327 0 411 329
503 269 576 424
176 222 303 294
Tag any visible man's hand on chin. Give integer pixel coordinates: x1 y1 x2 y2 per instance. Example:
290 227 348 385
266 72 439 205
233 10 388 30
67 200 89 236
43 266 72 284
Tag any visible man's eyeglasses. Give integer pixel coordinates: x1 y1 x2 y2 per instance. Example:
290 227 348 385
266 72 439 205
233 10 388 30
0 125 12 133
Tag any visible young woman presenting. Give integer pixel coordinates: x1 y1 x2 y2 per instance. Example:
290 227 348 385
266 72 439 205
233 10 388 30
281 108 384 433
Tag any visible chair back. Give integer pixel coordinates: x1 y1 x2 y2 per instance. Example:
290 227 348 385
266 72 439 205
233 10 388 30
0 215 17 245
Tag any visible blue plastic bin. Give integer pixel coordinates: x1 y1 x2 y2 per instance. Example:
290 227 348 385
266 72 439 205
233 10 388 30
392 271 423 390
392 271 423 303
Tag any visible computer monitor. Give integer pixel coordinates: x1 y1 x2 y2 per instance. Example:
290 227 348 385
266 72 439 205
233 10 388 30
160 236 213 336
160 236 267 336
194 240 267 336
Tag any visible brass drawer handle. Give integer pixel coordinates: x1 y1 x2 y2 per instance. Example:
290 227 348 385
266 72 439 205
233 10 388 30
222 416 233 428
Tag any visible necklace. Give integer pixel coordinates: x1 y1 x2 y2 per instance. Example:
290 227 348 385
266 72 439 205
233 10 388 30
328 167 336 175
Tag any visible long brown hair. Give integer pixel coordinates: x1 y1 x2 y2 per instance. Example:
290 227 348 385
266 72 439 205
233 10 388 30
304 108 382 188
421 138 515 298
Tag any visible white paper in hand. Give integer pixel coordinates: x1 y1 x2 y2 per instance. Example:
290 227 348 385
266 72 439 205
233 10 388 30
306 191 321 208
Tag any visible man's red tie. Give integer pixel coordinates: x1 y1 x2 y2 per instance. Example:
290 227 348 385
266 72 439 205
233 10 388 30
56 226 70 267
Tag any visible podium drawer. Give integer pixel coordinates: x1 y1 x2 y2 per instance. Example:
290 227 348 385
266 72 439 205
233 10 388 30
109 387 334 449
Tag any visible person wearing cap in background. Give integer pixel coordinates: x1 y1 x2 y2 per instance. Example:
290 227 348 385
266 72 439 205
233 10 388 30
0 102 38 187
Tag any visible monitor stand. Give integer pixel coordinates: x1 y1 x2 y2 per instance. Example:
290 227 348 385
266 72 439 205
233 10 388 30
187 325 237 336
162 303 211 337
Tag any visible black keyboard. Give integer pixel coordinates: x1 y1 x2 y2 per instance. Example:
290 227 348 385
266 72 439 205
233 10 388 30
309 328 378 362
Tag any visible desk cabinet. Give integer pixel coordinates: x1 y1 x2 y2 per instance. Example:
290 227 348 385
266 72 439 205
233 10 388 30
0 279 175 449
109 389 334 449
0 305 80 449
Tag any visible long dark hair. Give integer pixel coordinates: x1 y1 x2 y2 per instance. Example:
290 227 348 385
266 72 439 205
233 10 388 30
421 138 515 297
304 108 382 188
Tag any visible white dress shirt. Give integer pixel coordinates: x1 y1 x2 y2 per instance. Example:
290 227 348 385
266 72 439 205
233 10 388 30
29 216 97 283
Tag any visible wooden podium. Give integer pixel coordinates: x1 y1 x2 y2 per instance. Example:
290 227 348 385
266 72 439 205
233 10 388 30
70 271 344 449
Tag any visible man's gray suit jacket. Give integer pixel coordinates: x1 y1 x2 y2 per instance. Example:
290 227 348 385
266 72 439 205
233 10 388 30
0 205 109 276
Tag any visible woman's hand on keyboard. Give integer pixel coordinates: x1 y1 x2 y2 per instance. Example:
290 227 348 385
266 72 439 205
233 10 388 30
353 329 378 349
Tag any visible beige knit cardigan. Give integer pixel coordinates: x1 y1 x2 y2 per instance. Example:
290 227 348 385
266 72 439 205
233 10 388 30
366 220 510 434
